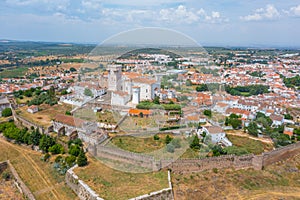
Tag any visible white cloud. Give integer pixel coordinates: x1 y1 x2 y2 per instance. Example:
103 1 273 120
6 0 70 11
81 0 102 10
285 5 300 17
159 5 228 24
159 5 199 24
241 4 280 21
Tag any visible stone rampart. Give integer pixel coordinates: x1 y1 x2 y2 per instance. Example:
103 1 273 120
128 170 173 200
262 142 300 167
65 165 104 200
90 142 300 174
0 160 36 200
90 145 157 170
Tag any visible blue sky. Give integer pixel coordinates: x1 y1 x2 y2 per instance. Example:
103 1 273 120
0 0 300 47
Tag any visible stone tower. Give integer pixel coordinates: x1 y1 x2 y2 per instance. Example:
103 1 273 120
132 86 140 104
107 64 122 91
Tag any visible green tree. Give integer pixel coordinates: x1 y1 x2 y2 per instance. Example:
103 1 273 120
84 88 93 97
212 145 226 156
190 135 201 150
49 144 64 154
186 79 193 86
77 149 88 167
70 67 77 72
30 129 42 146
69 144 81 157
39 135 55 152
153 134 160 140
153 96 160 104
247 122 259 137
48 86 55 99
196 84 208 92
165 135 173 144
61 89 68 95
203 110 212 118
284 114 293 120
65 155 76 167
1 108 12 117
225 117 229 126
230 118 242 129
166 144 175 153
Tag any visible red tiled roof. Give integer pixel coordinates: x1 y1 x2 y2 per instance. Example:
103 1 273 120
54 114 84 127
128 109 152 115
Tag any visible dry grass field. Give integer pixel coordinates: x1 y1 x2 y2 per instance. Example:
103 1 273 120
0 137 78 200
110 134 167 153
227 134 274 155
74 154 169 200
0 169 24 200
18 103 72 127
173 153 300 200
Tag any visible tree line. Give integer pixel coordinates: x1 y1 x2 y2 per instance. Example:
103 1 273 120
0 122 87 168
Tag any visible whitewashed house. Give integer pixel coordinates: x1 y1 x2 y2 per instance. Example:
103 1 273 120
27 105 38 114
270 114 284 127
201 126 232 147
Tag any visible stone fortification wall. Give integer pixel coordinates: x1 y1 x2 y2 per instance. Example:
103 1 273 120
65 165 104 200
90 142 300 173
0 160 36 200
262 142 300 167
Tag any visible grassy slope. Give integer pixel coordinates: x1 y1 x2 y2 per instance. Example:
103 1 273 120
173 153 300 200
227 135 273 155
0 137 78 200
110 135 166 153
74 155 169 200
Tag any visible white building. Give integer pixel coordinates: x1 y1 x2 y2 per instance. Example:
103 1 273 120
107 65 160 106
270 114 284 127
27 105 38 114
201 126 232 147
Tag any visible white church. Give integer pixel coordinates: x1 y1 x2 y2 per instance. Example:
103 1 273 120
108 65 161 106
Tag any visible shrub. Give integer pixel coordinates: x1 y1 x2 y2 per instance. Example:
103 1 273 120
166 144 175 153
43 153 50 162
77 149 88 167
165 135 173 144
190 136 201 150
55 155 63 163
153 134 160 140
49 144 65 155
2 171 11 181
65 155 76 167
68 144 81 157
203 110 212 118
1 108 12 117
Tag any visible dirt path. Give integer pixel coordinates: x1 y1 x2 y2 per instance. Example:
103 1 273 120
0 138 61 200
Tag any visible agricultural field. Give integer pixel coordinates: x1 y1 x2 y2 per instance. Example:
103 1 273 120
0 67 28 78
0 137 78 200
172 153 300 200
74 154 169 200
